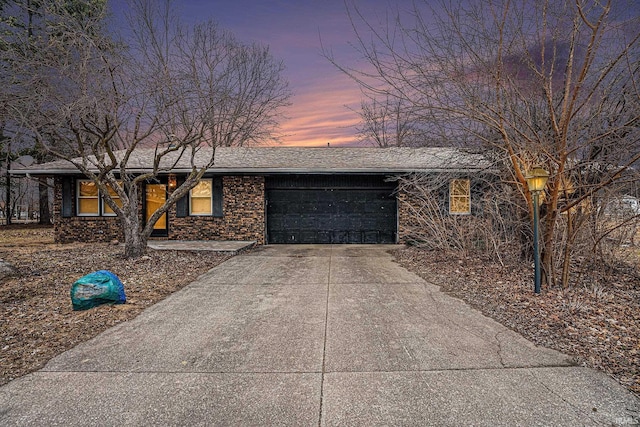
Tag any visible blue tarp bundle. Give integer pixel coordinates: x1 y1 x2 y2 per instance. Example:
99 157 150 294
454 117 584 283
70 270 126 311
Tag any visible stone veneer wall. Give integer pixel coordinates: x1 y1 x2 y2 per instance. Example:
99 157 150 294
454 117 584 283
168 176 265 244
53 176 123 243
396 188 420 244
53 175 265 244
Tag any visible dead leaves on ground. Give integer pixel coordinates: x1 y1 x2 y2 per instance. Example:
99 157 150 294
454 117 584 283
0 228 230 385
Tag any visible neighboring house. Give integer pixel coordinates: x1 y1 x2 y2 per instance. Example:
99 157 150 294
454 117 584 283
10 147 487 245
604 195 640 217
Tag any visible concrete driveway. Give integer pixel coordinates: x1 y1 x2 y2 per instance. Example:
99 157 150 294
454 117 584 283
1 245 638 426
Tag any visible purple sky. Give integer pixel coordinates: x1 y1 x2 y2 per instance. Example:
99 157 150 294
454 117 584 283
107 1 639 147
109 0 402 147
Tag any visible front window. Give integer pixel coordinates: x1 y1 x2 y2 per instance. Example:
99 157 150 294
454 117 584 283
190 179 213 215
102 182 124 216
77 180 99 216
449 179 471 215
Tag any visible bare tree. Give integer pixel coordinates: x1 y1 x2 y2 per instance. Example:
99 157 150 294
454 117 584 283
356 94 419 147
10 0 290 257
329 0 640 289
0 0 66 225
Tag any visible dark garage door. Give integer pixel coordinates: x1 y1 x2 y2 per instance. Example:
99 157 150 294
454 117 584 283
266 175 397 244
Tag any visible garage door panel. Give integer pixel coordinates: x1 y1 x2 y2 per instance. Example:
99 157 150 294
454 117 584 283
332 231 349 244
317 231 332 244
266 179 397 244
348 231 364 244
324 204 338 214
269 216 284 229
277 216 298 230
299 216 319 229
350 216 367 229
268 231 287 244
349 202 367 214
363 231 380 244
383 230 396 240
365 202 392 213
269 190 295 202
295 203 314 214
360 217 379 229
300 231 318 243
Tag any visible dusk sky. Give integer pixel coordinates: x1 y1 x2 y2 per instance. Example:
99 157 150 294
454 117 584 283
106 1 639 148
109 0 404 147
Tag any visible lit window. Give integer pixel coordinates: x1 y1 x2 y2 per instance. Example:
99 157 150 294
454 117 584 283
190 179 213 215
449 179 471 215
77 180 99 216
103 182 124 216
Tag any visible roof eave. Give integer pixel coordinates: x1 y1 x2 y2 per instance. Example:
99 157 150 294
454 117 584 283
10 166 490 176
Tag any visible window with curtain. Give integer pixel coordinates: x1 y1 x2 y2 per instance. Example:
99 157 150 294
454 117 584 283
449 179 471 215
77 180 99 216
190 179 213 215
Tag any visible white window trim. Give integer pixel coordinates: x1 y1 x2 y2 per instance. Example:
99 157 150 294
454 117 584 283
189 179 213 216
102 205 117 216
449 179 471 215
76 179 100 217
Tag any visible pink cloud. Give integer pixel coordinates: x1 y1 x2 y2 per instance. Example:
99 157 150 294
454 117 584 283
278 70 363 147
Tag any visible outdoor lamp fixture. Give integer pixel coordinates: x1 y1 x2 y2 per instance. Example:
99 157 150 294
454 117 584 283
525 166 550 294
168 174 177 190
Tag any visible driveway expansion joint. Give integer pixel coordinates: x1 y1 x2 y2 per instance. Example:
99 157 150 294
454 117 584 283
321 365 587 375
316 244 332 427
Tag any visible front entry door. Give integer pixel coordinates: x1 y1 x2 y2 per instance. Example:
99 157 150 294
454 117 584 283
146 183 168 236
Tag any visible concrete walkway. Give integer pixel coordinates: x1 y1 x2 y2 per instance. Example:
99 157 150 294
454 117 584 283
1 245 638 426
147 240 256 254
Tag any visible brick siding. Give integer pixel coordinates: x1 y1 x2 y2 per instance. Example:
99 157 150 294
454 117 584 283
53 175 265 244
397 188 419 244
168 176 265 243
53 176 123 243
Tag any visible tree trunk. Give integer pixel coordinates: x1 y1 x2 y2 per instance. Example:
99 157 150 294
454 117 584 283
38 177 51 224
123 217 147 258
5 167 11 226
560 207 578 290
121 184 147 259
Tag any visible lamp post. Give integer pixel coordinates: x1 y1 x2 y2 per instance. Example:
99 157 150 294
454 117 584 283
525 167 549 294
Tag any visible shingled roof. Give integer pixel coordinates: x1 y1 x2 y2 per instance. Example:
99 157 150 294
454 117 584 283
10 146 489 175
